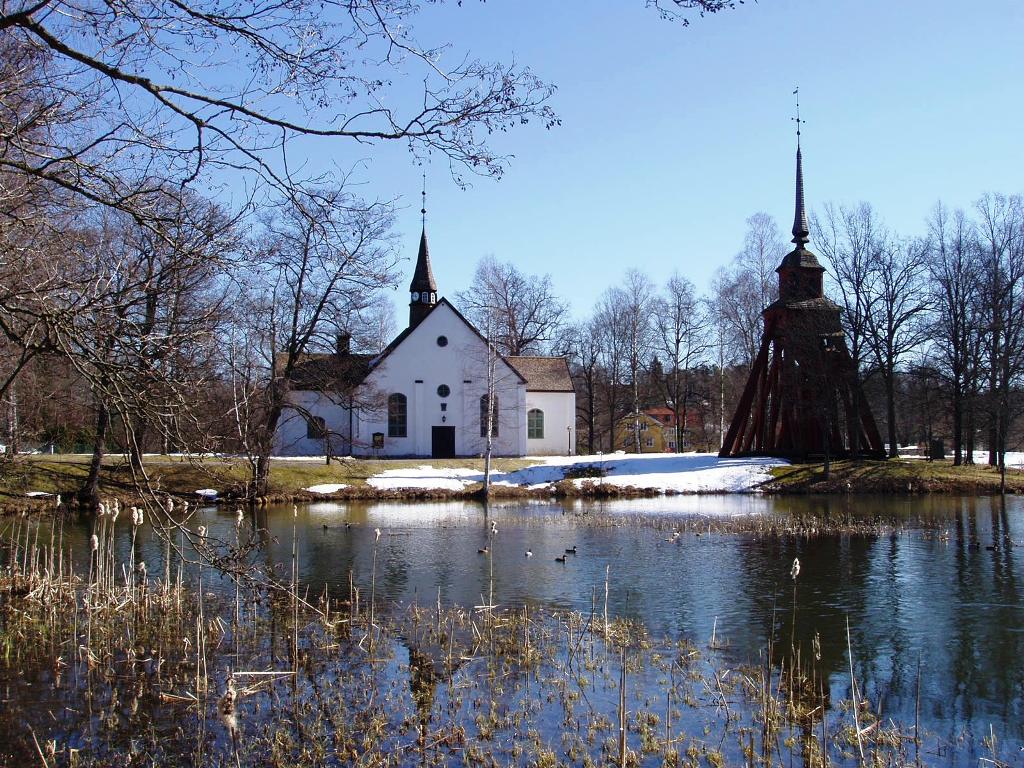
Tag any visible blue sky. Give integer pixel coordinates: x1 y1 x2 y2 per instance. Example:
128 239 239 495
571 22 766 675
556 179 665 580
314 0 1024 320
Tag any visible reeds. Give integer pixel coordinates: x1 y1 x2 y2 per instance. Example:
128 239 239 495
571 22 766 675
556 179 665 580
0 503 973 768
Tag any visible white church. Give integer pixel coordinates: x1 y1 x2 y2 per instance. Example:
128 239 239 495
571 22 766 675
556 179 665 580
274 223 576 458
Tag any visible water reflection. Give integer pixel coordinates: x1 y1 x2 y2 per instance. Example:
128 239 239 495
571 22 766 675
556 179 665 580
4 494 1023 749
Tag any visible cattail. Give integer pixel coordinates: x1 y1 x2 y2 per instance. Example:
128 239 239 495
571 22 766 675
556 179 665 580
137 561 147 580
166 498 174 513
90 534 99 552
374 527 382 542
98 502 107 517
235 509 244 527
490 521 498 535
55 494 61 507
790 557 800 581
197 526 207 539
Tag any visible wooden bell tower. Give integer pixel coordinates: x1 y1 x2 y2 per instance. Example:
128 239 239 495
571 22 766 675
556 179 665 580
719 131 885 460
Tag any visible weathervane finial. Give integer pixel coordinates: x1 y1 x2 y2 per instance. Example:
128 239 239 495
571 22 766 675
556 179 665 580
791 87 805 148
421 172 427 228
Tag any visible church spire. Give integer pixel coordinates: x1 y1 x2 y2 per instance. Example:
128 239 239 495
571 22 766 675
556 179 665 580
409 174 438 328
790 88 809 247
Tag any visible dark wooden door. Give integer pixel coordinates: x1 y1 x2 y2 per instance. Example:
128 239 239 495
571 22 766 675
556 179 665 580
431 426 456 458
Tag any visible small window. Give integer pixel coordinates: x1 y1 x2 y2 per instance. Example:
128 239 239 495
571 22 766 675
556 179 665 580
306 416 326 440
388 393 407 437
640 422 648 431
528 408 544 439
436 335 448 347
437 384 450 398
480 394 499 437
645 437 654 448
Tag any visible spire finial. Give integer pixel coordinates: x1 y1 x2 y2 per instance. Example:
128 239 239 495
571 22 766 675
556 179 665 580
792 87 804 148
790 88 809 247
421 172 427 228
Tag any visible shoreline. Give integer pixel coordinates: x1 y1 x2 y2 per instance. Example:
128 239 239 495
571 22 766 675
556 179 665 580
1 453 1021 513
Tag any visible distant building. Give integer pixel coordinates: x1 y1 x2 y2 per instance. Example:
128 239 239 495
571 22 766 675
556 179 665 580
274 221 576 458
611 408 699 453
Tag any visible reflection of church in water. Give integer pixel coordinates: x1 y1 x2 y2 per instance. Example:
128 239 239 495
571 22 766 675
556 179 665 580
720 135 885 460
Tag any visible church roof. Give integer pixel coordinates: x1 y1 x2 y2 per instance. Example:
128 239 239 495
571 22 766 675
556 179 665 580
275 352 373 390
409 227 437 292
371 298 528 384
506 356 575 392
777 246 825 271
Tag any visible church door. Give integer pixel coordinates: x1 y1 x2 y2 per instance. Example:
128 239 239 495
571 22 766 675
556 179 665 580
431 426 456 458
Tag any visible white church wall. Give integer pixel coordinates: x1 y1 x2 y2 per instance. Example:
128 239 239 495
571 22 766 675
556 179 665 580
524 391 576 456
275 391 353 456
354 304 526 457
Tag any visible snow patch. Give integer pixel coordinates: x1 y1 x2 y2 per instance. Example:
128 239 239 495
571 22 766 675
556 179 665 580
194 488 218 499
305 483 348 494
364 453 787 494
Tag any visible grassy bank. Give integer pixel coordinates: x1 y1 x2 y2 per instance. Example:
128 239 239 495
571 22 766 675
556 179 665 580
0 454 541 505
1 454 1020 510
766 458 1024 494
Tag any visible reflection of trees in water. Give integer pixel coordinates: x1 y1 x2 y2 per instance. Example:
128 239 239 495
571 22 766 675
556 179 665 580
728 495 1024 744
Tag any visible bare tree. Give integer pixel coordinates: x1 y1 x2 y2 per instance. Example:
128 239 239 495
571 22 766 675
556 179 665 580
613 270 656 453
1 0 558 231
925 203 985 464
242 186 397 497
455 256 568 356
975 193 1024 477
654 272 710 451
864 236 931 458
711 214 783 369
815 202 886 456
566 318 602 454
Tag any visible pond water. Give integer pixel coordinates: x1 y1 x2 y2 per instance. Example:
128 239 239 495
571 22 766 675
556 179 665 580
5 493 1024 760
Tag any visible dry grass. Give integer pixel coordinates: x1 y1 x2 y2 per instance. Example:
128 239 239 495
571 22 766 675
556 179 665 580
0 454 541 503
766 458 1024 494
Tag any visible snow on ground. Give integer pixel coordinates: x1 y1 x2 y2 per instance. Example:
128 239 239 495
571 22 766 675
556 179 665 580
364 453 787 494
305 483 349 494
367 466 484 491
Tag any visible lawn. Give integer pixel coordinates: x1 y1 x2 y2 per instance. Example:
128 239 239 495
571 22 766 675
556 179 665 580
0 454 541 502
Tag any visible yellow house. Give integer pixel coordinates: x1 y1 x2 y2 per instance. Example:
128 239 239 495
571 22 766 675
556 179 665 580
613 411 675 453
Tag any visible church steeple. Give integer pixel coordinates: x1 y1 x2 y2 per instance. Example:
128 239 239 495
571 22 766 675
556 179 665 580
791 145 810 247
776 91 824 302
409 177 438 328
790 88 809 247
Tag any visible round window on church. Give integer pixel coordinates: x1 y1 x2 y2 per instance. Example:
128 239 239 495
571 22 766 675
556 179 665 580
436 335 448 347
437 384 450 398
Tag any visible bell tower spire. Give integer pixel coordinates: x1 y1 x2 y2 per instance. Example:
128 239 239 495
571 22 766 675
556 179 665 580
409 173 438 328
791 88 809 247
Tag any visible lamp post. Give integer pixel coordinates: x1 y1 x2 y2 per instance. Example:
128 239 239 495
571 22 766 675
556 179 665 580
567 426 572 456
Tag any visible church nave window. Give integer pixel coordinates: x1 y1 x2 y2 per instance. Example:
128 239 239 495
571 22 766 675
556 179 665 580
388 393 408 437
306 416 327 440
527 409 544 440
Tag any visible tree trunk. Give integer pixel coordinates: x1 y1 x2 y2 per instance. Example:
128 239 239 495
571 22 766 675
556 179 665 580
951 380 963 466
886 366 898 459
255 399 284 498
79 397 110 510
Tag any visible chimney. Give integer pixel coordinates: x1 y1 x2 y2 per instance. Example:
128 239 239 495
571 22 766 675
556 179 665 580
336 333 351 356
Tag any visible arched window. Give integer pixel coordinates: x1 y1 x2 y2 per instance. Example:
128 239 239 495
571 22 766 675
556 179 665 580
306 416 326 440
527 409 544 439
388 393 407 437
480 394 499 438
